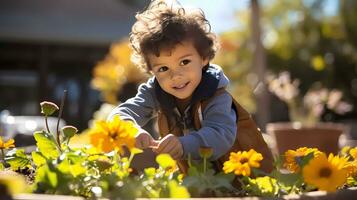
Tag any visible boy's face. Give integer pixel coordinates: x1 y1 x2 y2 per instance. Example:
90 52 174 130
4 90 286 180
148 40 209 102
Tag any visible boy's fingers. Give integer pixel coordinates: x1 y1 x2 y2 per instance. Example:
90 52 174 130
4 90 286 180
171 147 181 160
135 137 143 148
150 139 159 147
141 138 150 148
135 134 153 149
159 142 176 154
172 141 183 159
148 140 160 151
155 138 170 152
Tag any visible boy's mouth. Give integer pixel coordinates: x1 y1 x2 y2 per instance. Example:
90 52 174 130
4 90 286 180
173 82 190 90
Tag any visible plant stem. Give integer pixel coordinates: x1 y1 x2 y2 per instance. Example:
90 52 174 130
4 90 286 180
203 157 207 174
56 90 67 152
128 151 135 166
188 154 192 167
1 149 4 163
44 115 50 133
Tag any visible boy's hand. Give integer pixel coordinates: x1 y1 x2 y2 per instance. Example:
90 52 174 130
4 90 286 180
153 134 183 160
135 132 156 149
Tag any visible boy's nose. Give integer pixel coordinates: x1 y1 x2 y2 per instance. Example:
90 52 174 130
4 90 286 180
169 69 183 80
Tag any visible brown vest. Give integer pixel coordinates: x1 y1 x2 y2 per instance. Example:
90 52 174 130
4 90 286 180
157 88 274 175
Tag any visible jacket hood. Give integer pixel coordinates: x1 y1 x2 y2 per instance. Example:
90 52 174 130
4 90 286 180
153 64 229 112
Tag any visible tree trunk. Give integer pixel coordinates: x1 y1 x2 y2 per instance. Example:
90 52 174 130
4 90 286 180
250 0 270 131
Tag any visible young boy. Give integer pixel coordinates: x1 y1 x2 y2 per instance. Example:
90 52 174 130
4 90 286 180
109 0 250 172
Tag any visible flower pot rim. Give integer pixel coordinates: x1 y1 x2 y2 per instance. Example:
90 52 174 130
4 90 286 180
266 122 349 132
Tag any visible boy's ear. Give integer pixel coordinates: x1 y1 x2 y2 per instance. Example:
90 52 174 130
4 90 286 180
202 57 209 67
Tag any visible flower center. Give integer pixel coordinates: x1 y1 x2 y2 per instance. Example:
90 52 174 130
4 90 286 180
109 132 118 140
319 167 332 178
240 157 249 164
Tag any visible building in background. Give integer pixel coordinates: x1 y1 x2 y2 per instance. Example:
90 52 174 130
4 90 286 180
0 0 147 131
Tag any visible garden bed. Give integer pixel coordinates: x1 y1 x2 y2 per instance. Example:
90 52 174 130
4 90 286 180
11 187 357 200
2 101 357 200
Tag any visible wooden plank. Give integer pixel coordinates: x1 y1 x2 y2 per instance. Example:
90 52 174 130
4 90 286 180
13 194 85 200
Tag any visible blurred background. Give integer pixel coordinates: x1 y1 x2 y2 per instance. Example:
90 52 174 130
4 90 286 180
0 0 356 148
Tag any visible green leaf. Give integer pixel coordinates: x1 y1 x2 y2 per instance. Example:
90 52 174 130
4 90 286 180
57 158 71 174
296 152 314 169
187 165 199 176
34 131 60 159
35 164 58 188
40 101 59 116
169 180 190 198
32 151 47 167
347 176 357 187
130 147 143 155
5 149 31 170
144 167 156 179
270 169 303 193
70 163 86 177
0 162 4 170
215 172 235 182
61 126 78 142
182 176 200 187
246 176 279 197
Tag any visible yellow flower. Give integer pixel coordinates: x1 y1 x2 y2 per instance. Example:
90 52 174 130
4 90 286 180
0 137 15 149
110 40 132 68
0 171 27 195
156 154 178 175
340 146 351 157
177 173 184 183
284 147 322 173
350 147 357 160
89 115 137 155
91 62 125 104
311 55 325 71
168 180 190 198
91 39 147 104
303 153 348 192
223 149 263 176
344 161 357 177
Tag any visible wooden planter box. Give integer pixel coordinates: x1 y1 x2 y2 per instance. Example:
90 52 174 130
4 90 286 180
12 187 357 200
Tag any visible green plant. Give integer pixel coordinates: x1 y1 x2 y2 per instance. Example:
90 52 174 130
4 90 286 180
1 96 188 199
1 96 357 198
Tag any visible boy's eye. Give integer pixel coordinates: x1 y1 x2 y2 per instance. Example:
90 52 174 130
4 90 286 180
180 59 191 66
157 66 169 72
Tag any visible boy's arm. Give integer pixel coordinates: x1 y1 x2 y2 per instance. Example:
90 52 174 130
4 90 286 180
178 91 237 160
108 78 158 135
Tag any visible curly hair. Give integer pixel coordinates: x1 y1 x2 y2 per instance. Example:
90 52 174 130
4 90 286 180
129 0 219 72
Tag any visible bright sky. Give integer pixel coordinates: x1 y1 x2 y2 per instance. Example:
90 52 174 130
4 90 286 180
179 0 338 34
179 0 249 33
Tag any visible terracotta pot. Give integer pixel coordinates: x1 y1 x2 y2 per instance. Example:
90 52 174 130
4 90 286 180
266 122 348 155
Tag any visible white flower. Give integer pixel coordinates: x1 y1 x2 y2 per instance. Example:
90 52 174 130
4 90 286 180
267 71 353 125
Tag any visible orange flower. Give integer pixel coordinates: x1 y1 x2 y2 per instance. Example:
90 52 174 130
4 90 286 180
0 136 15 150
223 149 263 176
284 147 322 173
198 146 213 159
89 115 137 155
